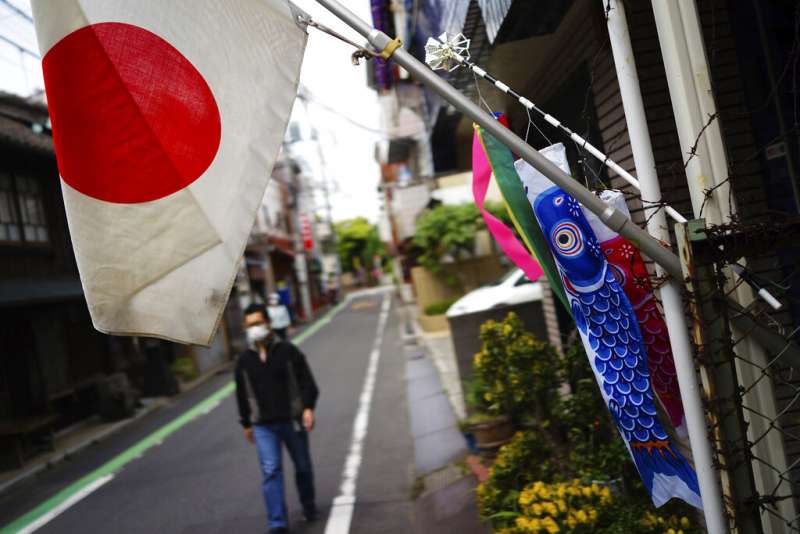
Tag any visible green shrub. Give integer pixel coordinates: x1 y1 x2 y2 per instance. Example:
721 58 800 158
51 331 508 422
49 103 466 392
413 203 483 287
473 313 560 422
423 298 458 316
476 431 557 523
472 324 700 533
170 356 197 381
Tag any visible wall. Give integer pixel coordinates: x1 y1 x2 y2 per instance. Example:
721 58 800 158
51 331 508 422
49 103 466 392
190 327 228 375
410 255 507 311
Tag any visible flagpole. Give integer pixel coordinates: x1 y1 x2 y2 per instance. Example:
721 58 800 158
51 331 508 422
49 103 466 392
604 1 725 530
312 0 684 281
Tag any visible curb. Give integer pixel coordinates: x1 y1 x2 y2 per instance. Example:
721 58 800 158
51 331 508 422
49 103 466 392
0 360 230 498
0 400 165 497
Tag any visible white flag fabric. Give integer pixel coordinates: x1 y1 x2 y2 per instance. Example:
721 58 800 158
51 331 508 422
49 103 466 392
31 0 307 345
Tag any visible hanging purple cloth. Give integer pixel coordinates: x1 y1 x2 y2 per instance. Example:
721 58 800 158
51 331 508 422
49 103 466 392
370 0 396 90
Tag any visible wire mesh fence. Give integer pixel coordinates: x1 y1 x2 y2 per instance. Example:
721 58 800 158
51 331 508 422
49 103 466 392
677 217 800 533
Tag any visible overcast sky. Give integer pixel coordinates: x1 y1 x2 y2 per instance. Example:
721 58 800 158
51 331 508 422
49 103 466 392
0 0 382 222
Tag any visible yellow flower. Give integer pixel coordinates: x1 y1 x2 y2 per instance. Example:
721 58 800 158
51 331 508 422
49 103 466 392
666 529 676 534
575 510 588 523
484 392 493 401
556 500 566 513
537 484 552 500
581 486 592 498
543 502 558 517
680 517 690 528
640 512 658 528
531 503 543 516
541 516 560 533
516 516 540 532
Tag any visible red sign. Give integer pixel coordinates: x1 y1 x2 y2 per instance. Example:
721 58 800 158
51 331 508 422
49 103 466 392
300 214 313 250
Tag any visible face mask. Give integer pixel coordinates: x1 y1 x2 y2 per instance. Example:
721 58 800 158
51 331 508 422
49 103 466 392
246 324 270 345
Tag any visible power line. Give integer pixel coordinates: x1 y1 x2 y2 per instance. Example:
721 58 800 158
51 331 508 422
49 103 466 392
0 0 33 24
297 85 385 136
0 32 39 59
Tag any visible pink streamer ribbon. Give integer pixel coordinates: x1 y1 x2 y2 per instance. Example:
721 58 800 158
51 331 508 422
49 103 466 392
472 129 544 282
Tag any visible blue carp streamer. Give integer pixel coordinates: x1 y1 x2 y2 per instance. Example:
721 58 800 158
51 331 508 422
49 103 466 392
515 153 702 509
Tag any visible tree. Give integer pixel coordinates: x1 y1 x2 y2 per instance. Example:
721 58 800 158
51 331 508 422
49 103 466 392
333 217 386 280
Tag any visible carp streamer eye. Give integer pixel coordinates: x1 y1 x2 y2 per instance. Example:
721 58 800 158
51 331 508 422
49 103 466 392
552 221 584 257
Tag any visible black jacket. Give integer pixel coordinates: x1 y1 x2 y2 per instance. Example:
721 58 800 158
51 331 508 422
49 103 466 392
234 339 319 428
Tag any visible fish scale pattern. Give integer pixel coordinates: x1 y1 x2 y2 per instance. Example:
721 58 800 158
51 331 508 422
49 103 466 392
638 298 684 430
587 223 686 434
574 270 669 445
519 175 702 509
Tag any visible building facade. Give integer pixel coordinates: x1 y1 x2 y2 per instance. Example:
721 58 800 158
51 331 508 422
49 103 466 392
368 0 800 529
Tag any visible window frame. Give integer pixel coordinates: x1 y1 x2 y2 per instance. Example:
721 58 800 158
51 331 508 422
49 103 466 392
0 171 50 248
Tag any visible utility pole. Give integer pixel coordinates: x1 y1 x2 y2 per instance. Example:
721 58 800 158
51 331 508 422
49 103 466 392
381 179 402 287
295 89 342 295
284 150 314 322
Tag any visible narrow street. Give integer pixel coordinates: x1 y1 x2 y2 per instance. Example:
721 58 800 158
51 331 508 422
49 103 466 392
0 288 419 534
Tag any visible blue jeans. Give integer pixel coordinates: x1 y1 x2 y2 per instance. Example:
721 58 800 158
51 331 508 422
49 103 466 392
253 422 315 529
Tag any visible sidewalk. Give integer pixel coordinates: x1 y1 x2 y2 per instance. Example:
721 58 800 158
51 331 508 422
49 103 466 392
403 297 467 421
400 299 489 534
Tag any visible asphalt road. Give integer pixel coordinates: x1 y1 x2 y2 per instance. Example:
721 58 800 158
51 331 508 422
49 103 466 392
0 288 416 534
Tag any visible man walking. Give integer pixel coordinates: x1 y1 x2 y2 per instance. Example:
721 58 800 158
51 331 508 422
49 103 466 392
267 292 292 341
235 303 319 533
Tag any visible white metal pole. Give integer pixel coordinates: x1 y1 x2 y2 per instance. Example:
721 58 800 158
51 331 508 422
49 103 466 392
651 1 724 224
652 2 797 531
604 2 727 532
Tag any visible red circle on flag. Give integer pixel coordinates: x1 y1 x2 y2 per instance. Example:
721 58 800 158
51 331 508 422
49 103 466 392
42 22 221 203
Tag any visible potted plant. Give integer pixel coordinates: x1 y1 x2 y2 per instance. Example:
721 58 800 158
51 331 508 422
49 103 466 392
462 313 560 449
460 411 515 450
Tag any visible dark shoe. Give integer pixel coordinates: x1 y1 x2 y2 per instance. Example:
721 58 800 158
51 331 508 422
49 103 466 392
269 528 289 533
303 506 319 522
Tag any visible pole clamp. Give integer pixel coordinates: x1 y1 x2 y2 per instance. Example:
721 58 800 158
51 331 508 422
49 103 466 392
380 38 403 59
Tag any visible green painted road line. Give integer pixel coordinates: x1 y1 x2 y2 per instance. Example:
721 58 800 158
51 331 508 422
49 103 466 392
292 297 350 344
1 297 353 534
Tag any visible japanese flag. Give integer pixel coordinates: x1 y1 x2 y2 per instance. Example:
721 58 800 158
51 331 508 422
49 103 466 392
31 0 307 344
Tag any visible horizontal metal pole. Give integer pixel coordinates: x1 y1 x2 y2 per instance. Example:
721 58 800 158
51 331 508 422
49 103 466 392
313 0 683 280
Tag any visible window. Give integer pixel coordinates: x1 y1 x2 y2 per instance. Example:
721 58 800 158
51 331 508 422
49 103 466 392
0 173 48 244
0 174 21 242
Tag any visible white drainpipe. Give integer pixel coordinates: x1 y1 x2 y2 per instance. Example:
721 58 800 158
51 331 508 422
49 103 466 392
652 2 796 532
603 2 727 532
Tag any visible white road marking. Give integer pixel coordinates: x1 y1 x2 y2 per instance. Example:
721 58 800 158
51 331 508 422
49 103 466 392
16 474 114 534
324 295 391 534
